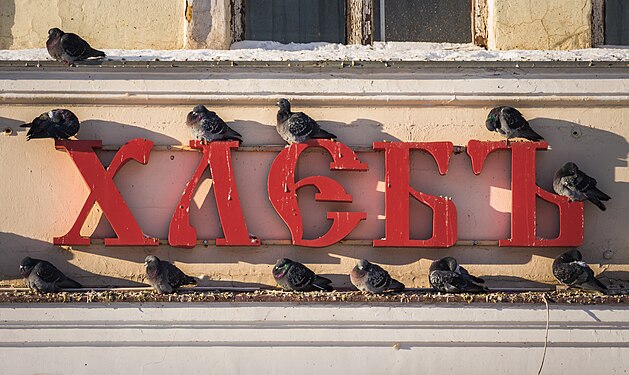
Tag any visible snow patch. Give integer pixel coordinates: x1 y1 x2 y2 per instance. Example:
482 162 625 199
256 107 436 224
1 41 629 62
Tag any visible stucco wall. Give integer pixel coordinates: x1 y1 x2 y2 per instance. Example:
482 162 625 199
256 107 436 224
0 0 185 50
488 0 593 50
0 64 627 289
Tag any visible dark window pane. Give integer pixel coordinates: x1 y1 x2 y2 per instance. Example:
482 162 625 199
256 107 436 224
605 0 629 45
374 0 472 43
245 0 345 44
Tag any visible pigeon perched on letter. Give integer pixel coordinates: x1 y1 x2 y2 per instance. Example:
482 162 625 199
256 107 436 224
553 162 611 211
272 258 333 292
485 106 544 141
350 259 405 293
46 28 105 64
20 109 80 140
552 249 607 293
186 105 243 144
276 98 337 144
20 256 82 293
144 255 197 294
429 256 487 293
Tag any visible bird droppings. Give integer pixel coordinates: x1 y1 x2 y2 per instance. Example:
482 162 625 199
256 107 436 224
0 290 627 304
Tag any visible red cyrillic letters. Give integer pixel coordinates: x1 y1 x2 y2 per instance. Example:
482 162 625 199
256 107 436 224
54 139 159 246
267 140 368 247
373 142 457 247
467 140 584 246
168 141 259 248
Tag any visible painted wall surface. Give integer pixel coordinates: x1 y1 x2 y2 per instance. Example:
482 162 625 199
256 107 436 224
0 0 185 49
489 0 592 50
0 66 627 289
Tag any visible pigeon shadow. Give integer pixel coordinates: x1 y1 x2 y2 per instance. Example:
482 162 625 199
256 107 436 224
0 232 142 287
479 275 555 290
77 120 179 146
0 116 24 136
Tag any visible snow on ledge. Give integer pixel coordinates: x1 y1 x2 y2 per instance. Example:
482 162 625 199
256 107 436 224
1 41 629 62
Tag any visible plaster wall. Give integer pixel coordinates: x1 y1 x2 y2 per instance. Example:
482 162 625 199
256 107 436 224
0 0 185 50
488 0 593 50
0 66 627 289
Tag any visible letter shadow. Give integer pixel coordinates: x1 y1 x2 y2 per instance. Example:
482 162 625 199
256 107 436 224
0 232 143 287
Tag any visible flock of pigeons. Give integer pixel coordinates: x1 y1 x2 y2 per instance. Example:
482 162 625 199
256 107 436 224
19 250 608 295
15 28 614 296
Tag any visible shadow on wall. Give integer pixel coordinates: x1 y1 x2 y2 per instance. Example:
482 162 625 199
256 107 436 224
0 1 16 49
0 116 24 136
0 232 143 287
531 117 628 264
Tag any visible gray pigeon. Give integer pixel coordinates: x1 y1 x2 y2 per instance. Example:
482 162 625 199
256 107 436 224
486 106 544 141
553 249 607 293
144 255 197 293
19 256 82 293
186 105 243 144
272 258 333 292
46 28 105 64
20 109 80 140
429 257 487 293
276 98 337 144
553 162 611 211
350 259 405 293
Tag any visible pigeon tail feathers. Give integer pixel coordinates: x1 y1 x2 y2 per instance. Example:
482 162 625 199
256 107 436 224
588 196 607 211
516 126 544 141
389 279 405 292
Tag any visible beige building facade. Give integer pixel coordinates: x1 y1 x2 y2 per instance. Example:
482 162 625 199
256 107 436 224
0 0 606 50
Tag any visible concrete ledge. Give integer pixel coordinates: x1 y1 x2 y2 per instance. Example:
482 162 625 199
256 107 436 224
0 303 628 373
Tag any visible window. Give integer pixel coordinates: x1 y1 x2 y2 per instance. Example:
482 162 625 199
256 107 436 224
244 0 346 44
604 0 629 45
593 0 629 46
373 0 472 43
233 0 481 45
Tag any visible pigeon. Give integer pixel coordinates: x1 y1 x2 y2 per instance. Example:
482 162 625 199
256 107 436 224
144 255 197 293
429 256 487 293
552 249 607 293
553 162 611 211
19 256 82 293
276 98 337 144
46 28 105 64
272 258 333 292
20 109 80 140
485 106 544 141
350 259 405 293
186 105 243 144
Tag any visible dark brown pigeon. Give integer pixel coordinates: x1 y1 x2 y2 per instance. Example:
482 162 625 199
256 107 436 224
276 98 337 144
20 256 82 293
486 106 544 141
272 258 333 292
46 27 105 64
553 162 611 211
20 109 80 140
429 257 487 293
144 255 196 293
186 105 243 144
350 259 405 293
553 249 607 293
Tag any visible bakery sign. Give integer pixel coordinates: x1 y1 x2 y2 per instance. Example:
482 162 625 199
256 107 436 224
52 138 584 248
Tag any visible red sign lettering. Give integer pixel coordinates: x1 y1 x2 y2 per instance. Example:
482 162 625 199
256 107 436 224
267 140 368 247
53 139 159 246
169 141 259 248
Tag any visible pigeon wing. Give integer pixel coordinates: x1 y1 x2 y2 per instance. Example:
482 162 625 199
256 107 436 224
165 262 196 288
61 33 90 59
288 113 318 137
367 264 391 291
287 263 316 291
